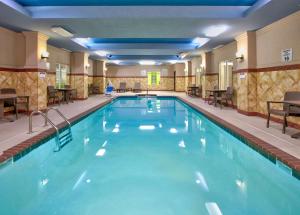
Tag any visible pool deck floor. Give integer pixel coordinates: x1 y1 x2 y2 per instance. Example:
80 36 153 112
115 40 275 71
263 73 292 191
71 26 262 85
1 91 300 161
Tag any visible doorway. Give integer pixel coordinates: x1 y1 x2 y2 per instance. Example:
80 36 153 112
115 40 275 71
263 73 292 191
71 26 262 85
219 61 233 90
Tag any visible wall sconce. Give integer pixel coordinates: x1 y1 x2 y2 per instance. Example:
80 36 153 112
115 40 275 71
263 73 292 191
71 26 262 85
41 51 49 60
85 63 90 70
235 52 244 62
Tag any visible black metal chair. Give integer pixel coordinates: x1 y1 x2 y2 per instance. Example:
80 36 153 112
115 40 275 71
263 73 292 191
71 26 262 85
267 91 300 133
65 85 77 103
0 88 29 119
47 86 60 105
216 87 234 109
117 82 126 93
133 82 142 93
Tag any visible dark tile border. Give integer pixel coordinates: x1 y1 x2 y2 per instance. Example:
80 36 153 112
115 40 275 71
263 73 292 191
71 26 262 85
1 95 300 180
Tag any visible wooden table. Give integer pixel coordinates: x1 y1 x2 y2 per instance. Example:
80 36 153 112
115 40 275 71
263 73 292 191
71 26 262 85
284 100 300 138
55 88 74 104
206 89 227 106
0 94 17 121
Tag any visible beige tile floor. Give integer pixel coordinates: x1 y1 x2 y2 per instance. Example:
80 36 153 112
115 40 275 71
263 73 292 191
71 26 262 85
1 91 300 159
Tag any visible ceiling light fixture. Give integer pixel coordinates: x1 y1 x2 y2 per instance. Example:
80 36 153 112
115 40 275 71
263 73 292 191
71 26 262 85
192 37 210 48
180 53 188 59
72 38 89 48
139 60 156 65
51 27 73 37
168 60 178 64
213 45 224 50
204 25 229 37
95 50 109 57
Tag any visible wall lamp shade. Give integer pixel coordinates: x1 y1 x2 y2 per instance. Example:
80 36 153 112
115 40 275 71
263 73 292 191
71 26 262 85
235 52 244 61
41 51 50 60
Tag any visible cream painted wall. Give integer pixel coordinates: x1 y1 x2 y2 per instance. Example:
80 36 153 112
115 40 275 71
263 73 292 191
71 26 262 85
88 59 94 75
0 27 25 68
106 65 174 77
70 52 89 74
175 63 185 76
191 56 202 75
256 11 300 68
210 41 237 73
47 45 71 73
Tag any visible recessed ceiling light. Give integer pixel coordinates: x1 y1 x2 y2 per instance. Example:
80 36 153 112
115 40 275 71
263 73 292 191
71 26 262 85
95 50 109 57
204 25 229 37
51 27 73 37
72 38 89 48
213 45 224 50
192 37 210 48
168 60 178 64
180 53 188 59
139 60 156 65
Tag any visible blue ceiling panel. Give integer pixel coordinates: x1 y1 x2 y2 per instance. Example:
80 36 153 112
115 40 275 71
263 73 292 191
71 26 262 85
107 55 181 60
15 0 258 7
91 38 194 44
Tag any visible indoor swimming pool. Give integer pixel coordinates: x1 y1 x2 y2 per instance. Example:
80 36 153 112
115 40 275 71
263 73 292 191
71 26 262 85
0 97 299 215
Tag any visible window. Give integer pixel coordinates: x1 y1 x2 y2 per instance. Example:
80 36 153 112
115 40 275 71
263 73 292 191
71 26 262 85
147 72 160 86
56 64 70 88
196 67 204 86
219 61 233 90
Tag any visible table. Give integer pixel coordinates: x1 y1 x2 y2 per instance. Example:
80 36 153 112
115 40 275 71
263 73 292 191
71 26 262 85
188 86 200 97
284 100 300 138
55 88 74 104
206 89 227 106
0 94 17 121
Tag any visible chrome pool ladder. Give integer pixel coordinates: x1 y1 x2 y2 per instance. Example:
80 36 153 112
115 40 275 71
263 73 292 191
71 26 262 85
29 108 72 152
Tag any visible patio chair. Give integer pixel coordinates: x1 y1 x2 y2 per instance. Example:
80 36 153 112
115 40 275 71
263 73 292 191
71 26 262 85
196 86 202 97
65 85 77 103
92 85 100 94
133 82 142 93
117 82 126 93
47 86 60 105
267 91 300 133
0 88 29 119
205 86 218 104
216 87 234 109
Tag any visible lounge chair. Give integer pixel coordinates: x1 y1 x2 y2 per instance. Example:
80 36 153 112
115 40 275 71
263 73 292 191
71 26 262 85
216 87 234 109
133 82 142 93
0 88 29 119
116 82 126 93
267 91 300 133
47 86 60 105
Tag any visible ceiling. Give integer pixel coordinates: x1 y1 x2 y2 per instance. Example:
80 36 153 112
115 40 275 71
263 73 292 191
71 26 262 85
0 0 300 65
15 0 258 7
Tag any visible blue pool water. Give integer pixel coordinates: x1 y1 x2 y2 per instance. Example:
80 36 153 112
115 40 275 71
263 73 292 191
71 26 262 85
0 97 300 215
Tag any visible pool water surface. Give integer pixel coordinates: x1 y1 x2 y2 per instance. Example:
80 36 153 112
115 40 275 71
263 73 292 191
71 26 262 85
0 97 300 215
